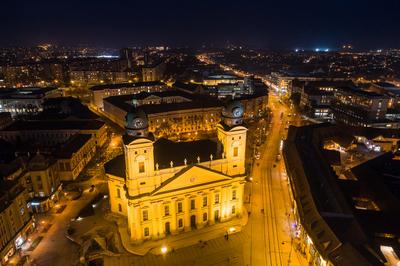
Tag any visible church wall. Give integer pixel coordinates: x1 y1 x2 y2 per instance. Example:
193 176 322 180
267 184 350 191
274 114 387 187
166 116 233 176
125 178 245 242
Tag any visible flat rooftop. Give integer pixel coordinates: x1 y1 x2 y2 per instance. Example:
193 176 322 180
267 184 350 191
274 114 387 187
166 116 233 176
89 81 165 91
1 119 105 131
104 90 223 115
0 87 58 99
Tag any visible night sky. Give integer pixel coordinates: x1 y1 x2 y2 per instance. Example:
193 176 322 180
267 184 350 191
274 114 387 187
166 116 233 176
2 0 400 49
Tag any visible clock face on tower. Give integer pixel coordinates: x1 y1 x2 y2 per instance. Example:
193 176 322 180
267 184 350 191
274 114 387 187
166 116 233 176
134 118 144 128
232 107 243 117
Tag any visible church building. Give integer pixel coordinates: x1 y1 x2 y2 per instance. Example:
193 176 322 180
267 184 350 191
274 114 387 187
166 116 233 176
105 101 247 243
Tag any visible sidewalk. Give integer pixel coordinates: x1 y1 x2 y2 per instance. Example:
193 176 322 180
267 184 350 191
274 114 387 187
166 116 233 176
114 208 248 256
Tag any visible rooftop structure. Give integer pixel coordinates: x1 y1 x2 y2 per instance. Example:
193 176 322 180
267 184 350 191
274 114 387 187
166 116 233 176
284 123 400 265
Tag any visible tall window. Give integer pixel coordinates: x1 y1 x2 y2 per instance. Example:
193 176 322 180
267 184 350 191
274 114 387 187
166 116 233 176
142 210 148 221
138 162 145 173
191 199 195 210
164 205 170 216
232 205 236 214
203 196 207 207
215 194 220 204
233 147 239 157
117 188 121 198
232 190 237 200
203 213 207 221
36 176 43 190
144 227 149 237
118 204 122 212
178 219 183 228
177 202 183 213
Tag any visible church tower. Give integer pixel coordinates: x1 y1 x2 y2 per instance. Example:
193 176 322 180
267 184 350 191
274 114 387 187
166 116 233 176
217 101 247 176
123 105 155 197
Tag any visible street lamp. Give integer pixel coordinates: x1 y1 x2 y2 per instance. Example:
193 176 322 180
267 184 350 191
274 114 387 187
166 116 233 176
161 246 168 254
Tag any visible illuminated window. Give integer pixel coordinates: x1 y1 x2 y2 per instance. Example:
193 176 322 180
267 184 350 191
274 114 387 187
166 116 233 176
144 227 149 236
177 202 183 213
164 205 170 216
117 188 121 198
203 213 207 221
191 199 195 210
142 210 148 221
232 190 237 200
232 206 236 214
178 219 183 228
215 194 220 204
138 162 145 173
233 147 238 157
203 196 207 207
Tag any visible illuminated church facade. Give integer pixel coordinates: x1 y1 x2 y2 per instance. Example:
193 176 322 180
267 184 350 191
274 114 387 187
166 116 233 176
105 101 247 243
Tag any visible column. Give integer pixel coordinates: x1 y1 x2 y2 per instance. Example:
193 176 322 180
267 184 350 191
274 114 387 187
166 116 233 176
157 203 164 238
196 196 202 229
184 196 191 232
171 199 177 234
220 187 227 221
208 193 215 225
223 186 232 221
151 204 158 239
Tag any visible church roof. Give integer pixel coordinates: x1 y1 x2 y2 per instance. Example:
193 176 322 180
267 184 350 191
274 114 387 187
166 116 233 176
154 138 221 169
104 154 125 178
104 137 222 178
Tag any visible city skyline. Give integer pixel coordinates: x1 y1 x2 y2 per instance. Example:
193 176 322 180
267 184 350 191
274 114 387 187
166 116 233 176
2 0 400 49
2 2 400 266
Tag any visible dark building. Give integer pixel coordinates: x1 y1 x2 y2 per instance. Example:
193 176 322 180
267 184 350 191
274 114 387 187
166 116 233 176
332 87 392 127
284 123 400 265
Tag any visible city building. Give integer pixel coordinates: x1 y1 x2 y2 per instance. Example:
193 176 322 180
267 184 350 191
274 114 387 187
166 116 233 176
284 123 400 266
25 153 62 213
69 70 136 87
103 90 223 139
0 87 62 117
2 61 67 87
0 120 107 147
105 101 247 243
56 134 97 181
0 113 12 130
236 88 269 120
141 61 166 82
174 77 269 121
202 74 243 86
369 82 400 110
0 174 34 266
300 86 334 119
331 87 393 127
89 81 167 110
38 97 99 120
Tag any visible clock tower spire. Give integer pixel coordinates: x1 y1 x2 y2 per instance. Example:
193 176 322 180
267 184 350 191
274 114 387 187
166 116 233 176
125 104 149 137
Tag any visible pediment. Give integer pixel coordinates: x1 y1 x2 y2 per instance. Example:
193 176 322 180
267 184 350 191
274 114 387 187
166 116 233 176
152 165 232 195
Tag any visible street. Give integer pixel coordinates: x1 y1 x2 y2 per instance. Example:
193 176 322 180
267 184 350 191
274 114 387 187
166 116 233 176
243 91 306 266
